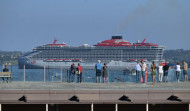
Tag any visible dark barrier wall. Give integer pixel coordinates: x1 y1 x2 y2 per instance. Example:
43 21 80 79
2 104 46 111
94 104 115 111
49 104 91 111
149 104 189 111
119 104 146 111
1 104 189 111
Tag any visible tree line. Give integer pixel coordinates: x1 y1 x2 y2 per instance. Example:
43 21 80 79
0 51 23 65
163 49 190 64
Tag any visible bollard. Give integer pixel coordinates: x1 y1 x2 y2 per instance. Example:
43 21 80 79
146 103 149 111
0 104 1 111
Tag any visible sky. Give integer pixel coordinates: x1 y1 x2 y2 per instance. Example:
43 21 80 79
0 0 190 51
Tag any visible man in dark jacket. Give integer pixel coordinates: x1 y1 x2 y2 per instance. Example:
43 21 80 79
2 65 9 83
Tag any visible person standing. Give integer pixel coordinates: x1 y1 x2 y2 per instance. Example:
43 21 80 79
183 61 188 82
163 63 169 83
150 61 157 84
158 63 164 82
95 60 102 83
102 63 108 83
70 63 76 82
176 62 181 82
2 65 9 83
141 61 147 83
135 61 141 83
77 63 83 83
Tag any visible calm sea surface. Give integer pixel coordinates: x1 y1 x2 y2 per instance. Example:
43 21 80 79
0 66 190 83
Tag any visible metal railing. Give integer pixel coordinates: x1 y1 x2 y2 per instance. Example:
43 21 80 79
0 64 189 83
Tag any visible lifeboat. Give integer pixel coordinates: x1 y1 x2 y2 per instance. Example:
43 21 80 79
55 59 63 62
73 59 82 62
46 59 54 62
64 59 72 62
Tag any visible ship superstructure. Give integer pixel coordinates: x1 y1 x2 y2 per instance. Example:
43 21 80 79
18 36 165 69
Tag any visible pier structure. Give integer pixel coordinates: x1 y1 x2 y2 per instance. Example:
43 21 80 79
0 82 190 111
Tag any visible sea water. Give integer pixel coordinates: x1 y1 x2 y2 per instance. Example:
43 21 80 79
0 65 189 83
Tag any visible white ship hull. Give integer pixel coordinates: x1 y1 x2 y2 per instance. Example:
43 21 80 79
18 58 156 70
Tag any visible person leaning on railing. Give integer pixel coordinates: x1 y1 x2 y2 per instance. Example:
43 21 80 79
141 60 147 84
135 61 141 83
102 63 108 83
150 61 157 85
158 63 164 82
163 63 170 83
76 63 82 83
95 60 102 83
70 63 76 82
175 62 181 83
183 61 188 82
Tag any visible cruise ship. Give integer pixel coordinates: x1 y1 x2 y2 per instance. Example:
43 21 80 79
18 36 165 69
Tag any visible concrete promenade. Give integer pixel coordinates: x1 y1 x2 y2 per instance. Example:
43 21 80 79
0 82 190 104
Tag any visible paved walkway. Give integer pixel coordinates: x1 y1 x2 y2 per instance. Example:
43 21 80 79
1 82 190 90
1 82 190 104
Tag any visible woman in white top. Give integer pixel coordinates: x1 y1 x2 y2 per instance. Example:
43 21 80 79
176 62 181 82
158 63 163 82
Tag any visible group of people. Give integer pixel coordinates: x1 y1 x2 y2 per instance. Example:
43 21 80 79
135 61 147 83
70 60 189 84
173 61 188 83
135 60 189 84
69 60 108 83
150 62 169 84
95 60 108 83
69 63 82 83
